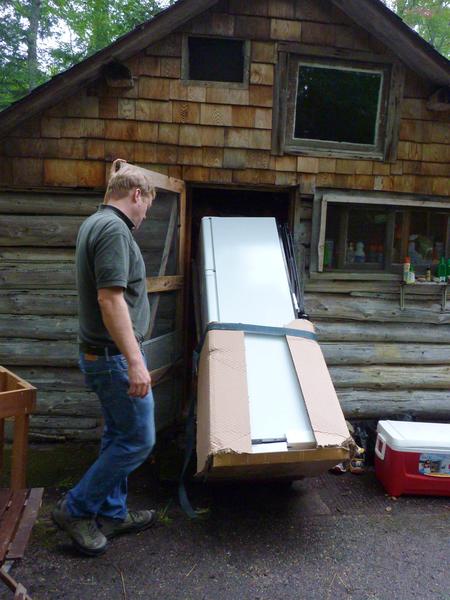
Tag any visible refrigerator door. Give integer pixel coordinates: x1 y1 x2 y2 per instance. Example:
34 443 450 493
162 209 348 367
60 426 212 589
199 217 295 327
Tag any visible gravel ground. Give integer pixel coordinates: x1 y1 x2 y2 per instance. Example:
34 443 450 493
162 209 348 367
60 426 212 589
2 444 449 600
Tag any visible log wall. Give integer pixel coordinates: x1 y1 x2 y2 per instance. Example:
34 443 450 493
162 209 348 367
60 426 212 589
297 197 450 420
0 192 179 440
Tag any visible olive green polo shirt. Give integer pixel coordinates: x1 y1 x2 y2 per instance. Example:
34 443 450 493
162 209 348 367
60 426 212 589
76 204 150 347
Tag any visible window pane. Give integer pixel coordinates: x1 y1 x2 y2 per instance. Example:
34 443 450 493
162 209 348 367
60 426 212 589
407 210 448 267
323 204 340 269
294 65 382 145
188 37 245 83
346 206 387 266
393 211 404 263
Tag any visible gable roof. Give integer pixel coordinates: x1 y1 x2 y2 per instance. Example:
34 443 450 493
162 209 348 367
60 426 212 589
0 0 448 138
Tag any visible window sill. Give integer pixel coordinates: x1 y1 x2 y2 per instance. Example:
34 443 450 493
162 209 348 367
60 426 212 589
309 271 401 281
181 78 248 89
283 144 385 162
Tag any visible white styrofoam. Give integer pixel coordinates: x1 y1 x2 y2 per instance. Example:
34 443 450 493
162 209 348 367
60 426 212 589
377 421 450 453
245 334 316 448
198 216 315 451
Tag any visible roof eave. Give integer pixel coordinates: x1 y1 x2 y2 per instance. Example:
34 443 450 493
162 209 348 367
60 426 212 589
331 0 450 86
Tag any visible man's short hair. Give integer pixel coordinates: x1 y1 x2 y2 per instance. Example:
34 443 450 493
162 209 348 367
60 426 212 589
104 159 156 202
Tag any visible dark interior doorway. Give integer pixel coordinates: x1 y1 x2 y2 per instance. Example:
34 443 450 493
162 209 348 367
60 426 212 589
189 187 292 263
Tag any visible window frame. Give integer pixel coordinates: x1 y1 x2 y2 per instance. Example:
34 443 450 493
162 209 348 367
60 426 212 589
272 44 405 162
181 34 250 89
310 190 450 277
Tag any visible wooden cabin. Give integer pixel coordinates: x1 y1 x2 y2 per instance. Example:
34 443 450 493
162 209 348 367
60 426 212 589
0 0 449 440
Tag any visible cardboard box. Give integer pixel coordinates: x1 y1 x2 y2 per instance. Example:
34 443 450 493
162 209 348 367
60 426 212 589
196 319 351 480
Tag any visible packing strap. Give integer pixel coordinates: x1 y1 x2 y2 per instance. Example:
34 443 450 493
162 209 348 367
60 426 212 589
198 322 317 351
178 321 317 519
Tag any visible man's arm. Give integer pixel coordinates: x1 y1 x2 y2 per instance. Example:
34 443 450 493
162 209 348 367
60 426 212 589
97 287 151 398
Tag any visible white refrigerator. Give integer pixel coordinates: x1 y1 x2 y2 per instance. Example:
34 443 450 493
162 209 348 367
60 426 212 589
198 217 316 451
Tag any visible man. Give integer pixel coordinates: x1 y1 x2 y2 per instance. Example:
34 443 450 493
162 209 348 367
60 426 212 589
52 159 157 556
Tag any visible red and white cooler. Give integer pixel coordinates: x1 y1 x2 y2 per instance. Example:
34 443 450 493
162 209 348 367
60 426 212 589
375 420 450 497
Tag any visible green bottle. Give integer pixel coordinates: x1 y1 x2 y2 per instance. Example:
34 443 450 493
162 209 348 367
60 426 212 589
438 257 446 282
447 259 450 283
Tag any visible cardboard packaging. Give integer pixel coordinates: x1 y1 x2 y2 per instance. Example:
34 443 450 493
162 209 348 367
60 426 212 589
196 319 351 480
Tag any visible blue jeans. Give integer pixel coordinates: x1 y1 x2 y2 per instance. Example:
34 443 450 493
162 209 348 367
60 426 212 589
66 352 155 519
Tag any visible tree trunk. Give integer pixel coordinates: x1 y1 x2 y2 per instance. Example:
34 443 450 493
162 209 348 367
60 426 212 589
27 0 41 91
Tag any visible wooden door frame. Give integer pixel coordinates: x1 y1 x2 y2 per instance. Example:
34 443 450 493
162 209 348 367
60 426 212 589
143 172 187 392
181 182 299 411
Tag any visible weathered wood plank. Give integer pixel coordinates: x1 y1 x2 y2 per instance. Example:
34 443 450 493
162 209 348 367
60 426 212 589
316 321 450 343
0 215 168 248
0 291 78 315
0 193 100 215
0 340 77 366
0 263 76 289
0 330 178 367
306 281 399 294
330 365 450 389
0 248 75 262
146 275 184 293
35 391 100 417
0 215 84 246
6 367 85 390
0 315 170 340
0 315 77 340
30 415 99 429
27 378 178 439
29 428 100 441
323 342 450 365
339 390 450 419
306 293 450 324
0 189 175 219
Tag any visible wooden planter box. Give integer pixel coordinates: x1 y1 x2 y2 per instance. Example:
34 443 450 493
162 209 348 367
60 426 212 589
0 367 36 490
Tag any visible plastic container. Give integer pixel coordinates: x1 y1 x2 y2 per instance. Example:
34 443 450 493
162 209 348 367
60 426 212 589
403 256 410 282
375 420 450 497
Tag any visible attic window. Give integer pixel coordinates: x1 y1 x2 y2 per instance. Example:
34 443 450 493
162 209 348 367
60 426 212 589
294 64 383 145
274 49 404 161
183 36 249 85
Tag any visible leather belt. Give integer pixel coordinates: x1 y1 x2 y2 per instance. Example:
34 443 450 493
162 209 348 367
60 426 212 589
79 342 122 357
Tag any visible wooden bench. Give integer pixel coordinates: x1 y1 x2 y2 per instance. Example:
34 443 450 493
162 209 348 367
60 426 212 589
0 366 43 600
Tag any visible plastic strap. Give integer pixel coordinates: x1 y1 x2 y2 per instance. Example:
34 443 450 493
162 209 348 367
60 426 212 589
178 351 202 519
199 322 317 352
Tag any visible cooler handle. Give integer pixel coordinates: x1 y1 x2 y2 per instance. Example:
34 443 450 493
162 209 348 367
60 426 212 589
375 433 386 461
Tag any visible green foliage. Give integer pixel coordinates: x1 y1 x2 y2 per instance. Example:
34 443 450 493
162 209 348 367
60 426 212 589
383 0 450 58
0 0 53 109
0 0 170 110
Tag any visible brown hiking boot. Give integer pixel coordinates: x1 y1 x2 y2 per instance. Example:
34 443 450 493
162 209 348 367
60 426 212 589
97 509 157 539
52 498 107 556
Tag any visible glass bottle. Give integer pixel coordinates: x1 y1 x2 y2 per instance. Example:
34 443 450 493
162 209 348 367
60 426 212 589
403 256 411 283
347 242 355 264
438 257 446 283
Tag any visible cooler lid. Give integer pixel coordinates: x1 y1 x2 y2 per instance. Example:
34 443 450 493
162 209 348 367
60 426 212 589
377 421 450 453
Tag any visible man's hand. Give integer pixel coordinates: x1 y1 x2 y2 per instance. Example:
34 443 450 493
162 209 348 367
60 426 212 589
97 287 152 398
128 358 152 398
